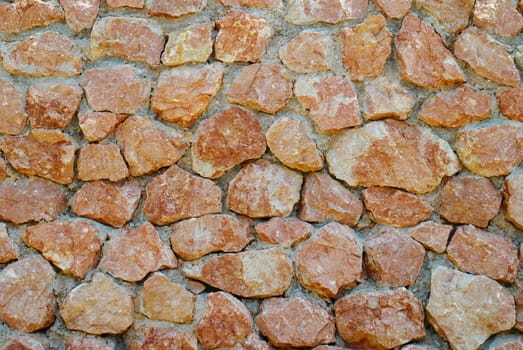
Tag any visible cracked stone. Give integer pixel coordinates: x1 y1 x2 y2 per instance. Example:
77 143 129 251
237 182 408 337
279 31 330 73
408 221 452 254
79 112 128 142
77 143 129 182
162 23 213 66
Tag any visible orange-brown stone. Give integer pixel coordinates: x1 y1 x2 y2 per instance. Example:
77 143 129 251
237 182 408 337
363 74 416 121
0 224 17 264
372 0 411 18
77 143 129 182
0 78 26 135
59 0 100 32
408 221 452 254
279 32 330 73
127 323 197 350
162 23 213 66
219 0 280 9
286 0 367 24
498 87 523 121
147 0 205 18
79 112 128 142
504 172 523 230
473 0 523 37
255 217 312 247
0 0 63 34
106 0 144 8
415 0 474 33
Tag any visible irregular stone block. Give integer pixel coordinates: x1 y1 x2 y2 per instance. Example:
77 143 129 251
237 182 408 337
0 78 26 135
147 0 206 18
77 143 129 182
162 23 213 66
408 221 452 253
79 112 128 142
0 224 17 264
363 74 416 121
415 0 474 33
286 0 367 24
279 32 330 73
0 0 63 34
59 0 100 32
255 217 312 247
473 0 523 37
497 87 523 121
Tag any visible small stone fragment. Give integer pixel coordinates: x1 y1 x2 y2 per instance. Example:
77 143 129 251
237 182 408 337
106 0 144 8
79 112 128 142
408 221 452 253
372 0 411 18
504 172 523 230
363 74 416 121
427 266 515 350
415 0 474 33
152 64 223 127
0 78 26 135
191 107 266 178
3 335 45 350
255 217 312 247
71 180 141 228
498 87 523 121
364 229 425 286
0 0 63 34
144 165 222 225
279 32 330 73
0 224 17 264
455 27 520 87
286 0 367 24
219 0 280 9
162 23 213 66
473 0 523 37
23 220 103 279
184 248 293 298
0 129 75 184
339 14 392 82
147 0 206 18
0 255 55 332
214 10 272 63
171 214 254 260
81 66 150 114
59 0 100 32
296 222 362 298
295 75 361 132
4 32 82 77
226 160 302 218
60 273 134 335
127 323 197 350
65 338 112 350
256 297 335 347
335 288 425 349
77 143 129 182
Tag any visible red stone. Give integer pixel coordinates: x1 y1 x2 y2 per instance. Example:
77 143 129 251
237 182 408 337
255 216 312 247
372 0 411 18
77 143 129 182
286 0 367 24
59 0 100 32
0 78 26 135
504 172 523 230
162 23 213 66
79 112 128 142
408 221 452 254
363 74 416 121
0 0 63 34
415 0 474 33
127 323 197 350
0 224 17 264
497 87 523 121
147 0 205 18
473 0 523 37
279 32 331 73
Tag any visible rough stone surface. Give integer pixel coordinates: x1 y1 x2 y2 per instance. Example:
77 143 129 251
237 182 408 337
256 297 335 347
147 0 206 18
498 87 523 122
162 23 213 66
0 0 63 34
326 119 461 194
59 0 99 33
334 288 425 349
127 323 197 350
0 224 17 264
363 74 416 121
78 112 128 142
296 222 362 298
488 337 523 350
516 278 523 332
373 0 411 18
415 0 474 33
183 247 293 298
255 217 312 247
106 0 144 8
408 221 452 253
60 273 134 335
504 172 523 230
286 0 367 24
191 107 266 178
3 335 46 350
226 160 302 218
65 338 112 350
77 143 129 182
278 32 330 73
473 0 523 37
0 78 27 135
0 255 55 332
426 266 515 350
219 0 280 9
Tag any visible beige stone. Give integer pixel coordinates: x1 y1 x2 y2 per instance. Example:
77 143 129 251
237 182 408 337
147 0 205 17
473 0 523 37
219 0 280 9
65 338 112 350
286 0 367 24
0 0 63 34
59 0 100 32
372 0 411 18
255 217 312 247
408 221 452 253
498 87 523 121
106 0 144 8
162 23 213 66
3 335 46 350
0 78 26 135
79 112 128 142
363 74 416 121
504 172 523 230
279 32 330 73
127 323 197 350
0 224 17 264
77 143 129 182
415 0 474 33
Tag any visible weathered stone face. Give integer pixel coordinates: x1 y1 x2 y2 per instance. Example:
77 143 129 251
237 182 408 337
372 0 411 18
106 0 144 8
363 74 416 121
408 221 452 253
59 0 100 32
128 323 197 350
255 217 312 247
504 172 523 230
497 87 523 122
162 23 213 66
415 0 474 33
0 224 17 264
3 335 46 350
65 338 112 350
473 0 523 37
286 0 367 24
77 143 129 182
0 0 63 34
279 32 330 73
147 0 206 18
0 78 27 135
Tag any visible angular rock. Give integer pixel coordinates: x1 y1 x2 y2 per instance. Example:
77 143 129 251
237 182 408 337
99 222 176 282
191 107 266 178
60 273 134 335
255 217 312 247
71 180 141 228
447 225 518 282
90 17 165 67
219 0 280 9
362 187 433 227
295 75 361 132
0 0 63 34
455 27 520 87
147 0 206 18
395 14 465 88
144 165 222 225
415 0 474 33
473 0 523 37
0 255 55 332
372 0 411 18
286 0 367 24
426 266 515 350
497 87 523 121
127 323 197 350
3 335 46 350
339 14 392 82
151 64 223 127
184 248 293 298
298 172 363 226
363 74 416 121
0 78 26 135
116 116 186 177
65 338 112 350
365 229 425 286
4 32 82 77
408 221 452 253
23 220 103 279
214 10 272 63
0 224 17 264
454 123 523 177
296 222 362 298
162 23 213 66
171 214 254 260
226 160 302 218
440 176 501 228
0 129 75 184
79 112 128 142
504 172 523 230
256 297 335 347
197 292 253 348
278 32 330 73
106 0 144 8
335 288 425 349
326 119 461 194
77 143 129 182
81 66 150 114
59 0 100 32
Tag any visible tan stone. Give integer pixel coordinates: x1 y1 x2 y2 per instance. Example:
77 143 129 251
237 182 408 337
415 0 474 33
408 221 452 253
504 172 523 230
77 143 129 182
362 187 433 227
256 297 335 347
296 222 362 298
116 116 186 177
339 15 392 82
363 74 416 121
3 335 45 350
0 255 55 332
4 32 82 77
365 229 425 286
0 0 63 34
0 78 26 135
65 338 112 350
162 23 213 66
127 323 197 350
473 0 523 37
184 247 293 298
0 159 7 184
191 107 266 178
454 123 523 177
255 217 312 247
455 27 520 87
59 0 100 32
335 288 425 349
498 87 523 121
81 66 150 114
0 224 17 264
214 10 272 63
151 64 223 127
279 32 330 73
286 0 367 24
140 273 195 323
99 222 176 282
171 214 254 260
395 14 465 89
23 220 103 279
71 180 141 228
295 75 361 132
79 112 128 142
147 0 205 18
226 160 302 218
197 292 253 348
219 0 280 9
372 0 411 18
60 273 134 335
427 266 515 350
0 129 75 185
106 0 144 8
144 165 222 225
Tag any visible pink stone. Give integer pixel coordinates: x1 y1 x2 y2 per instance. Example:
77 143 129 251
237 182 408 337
363 74 416 121
279 32 331 73
0 78 26 135
286 0 367 24
0 224 17 264
147 0 205 18
162 23 213 66
0 0 63 34
3 335 46 350
219 0 281 9
106 0 144 8
415 0 474 33
59 0 100 32
497 87 523 121
127 323 197 350
504 172 523 230
79 112 128 142
473 0 523 37
372 0 411 18
23 220 103 279
144 165 222 225
65 338 112 350
77 143 129 182
408 221 452 254
255 217 312 247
